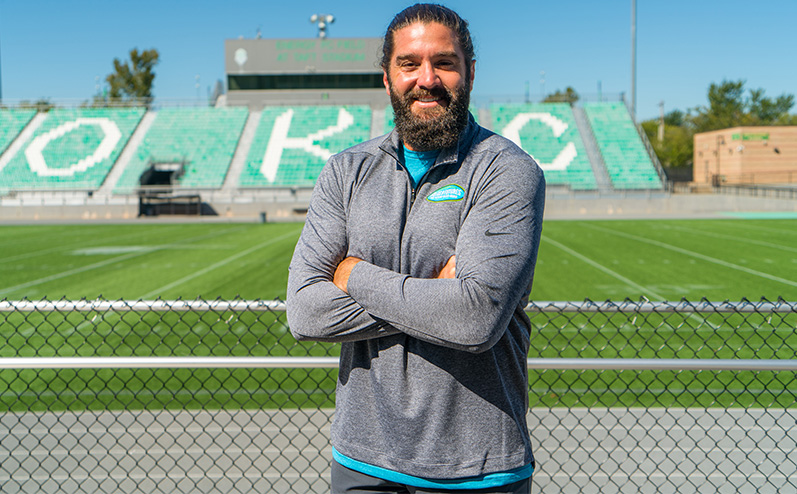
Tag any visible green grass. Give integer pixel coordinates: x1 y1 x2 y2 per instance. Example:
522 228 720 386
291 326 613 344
1 218 796 411
535 219 797 301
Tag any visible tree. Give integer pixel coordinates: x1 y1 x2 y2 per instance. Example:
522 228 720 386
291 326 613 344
641 117 693 169
18 98 55 111
690 79 794 132
105 48 160 105
543 87 579 105
640 80 796 172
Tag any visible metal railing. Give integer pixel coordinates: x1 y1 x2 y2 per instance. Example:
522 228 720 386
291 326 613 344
0 298 796 493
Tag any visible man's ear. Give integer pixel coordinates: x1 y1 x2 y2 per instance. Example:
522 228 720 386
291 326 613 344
383 71 391 96
469 60 476 91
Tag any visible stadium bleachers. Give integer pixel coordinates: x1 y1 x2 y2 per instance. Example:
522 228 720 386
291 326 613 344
239 105 371 187
0 102 666 196
0 108 144 192
490 103 597 190
583 102 663 190
0 109 36 155
114 107 249 193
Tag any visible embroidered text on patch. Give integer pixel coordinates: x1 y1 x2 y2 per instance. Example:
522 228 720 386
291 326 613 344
427 184 465 202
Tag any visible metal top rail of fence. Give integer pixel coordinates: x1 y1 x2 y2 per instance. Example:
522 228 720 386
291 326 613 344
2 297 795 313
1 298 796 372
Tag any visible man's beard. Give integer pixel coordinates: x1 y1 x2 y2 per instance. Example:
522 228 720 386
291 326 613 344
389 81 470 152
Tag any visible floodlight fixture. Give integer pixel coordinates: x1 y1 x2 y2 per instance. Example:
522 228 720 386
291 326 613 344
310 13 335 38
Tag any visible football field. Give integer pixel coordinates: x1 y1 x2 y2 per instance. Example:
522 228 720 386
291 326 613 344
2 218 797 301
1 218 796 412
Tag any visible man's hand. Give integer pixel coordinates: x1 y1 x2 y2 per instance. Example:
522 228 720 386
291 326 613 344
333 256 363 294
334 255 454 293
436 255 456 279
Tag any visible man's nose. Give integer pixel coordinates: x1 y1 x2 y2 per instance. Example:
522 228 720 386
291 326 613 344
416 61 440 89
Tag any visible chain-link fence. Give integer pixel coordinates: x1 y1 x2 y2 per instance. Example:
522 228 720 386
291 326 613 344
0 298 796 493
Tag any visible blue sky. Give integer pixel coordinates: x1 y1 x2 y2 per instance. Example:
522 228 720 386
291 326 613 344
0 0 795 121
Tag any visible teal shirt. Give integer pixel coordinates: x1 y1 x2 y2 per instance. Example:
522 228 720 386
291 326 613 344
401 146 439 187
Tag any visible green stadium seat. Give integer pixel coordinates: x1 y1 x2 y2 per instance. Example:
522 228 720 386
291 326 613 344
239 105 371 187
114 107 248 193
583 102 663 190
0 108 145 192
490 103 597 190
0 109 36 156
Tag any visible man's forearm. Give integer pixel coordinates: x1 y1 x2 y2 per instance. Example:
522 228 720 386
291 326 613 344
333 255 455 295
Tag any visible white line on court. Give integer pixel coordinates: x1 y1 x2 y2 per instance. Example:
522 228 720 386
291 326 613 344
542 237 667 300
138 227 301 299
0 226 250 297
584 223 797 289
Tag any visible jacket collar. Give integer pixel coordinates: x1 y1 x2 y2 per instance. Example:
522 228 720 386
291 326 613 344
378 112 479 169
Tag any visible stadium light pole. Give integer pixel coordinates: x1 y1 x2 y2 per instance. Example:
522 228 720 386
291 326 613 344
630 0 637 121
310 14 335 39
0 29 3 103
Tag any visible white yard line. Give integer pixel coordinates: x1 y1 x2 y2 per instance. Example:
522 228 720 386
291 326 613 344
584 224 797 289
0 226 249 297
667 225 797 254
0 249 163 298
722 221 797 238
0 229 159 265
542 237 667 300
138 228 301 299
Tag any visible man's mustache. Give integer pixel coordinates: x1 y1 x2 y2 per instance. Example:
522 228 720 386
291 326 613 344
408 87 451 104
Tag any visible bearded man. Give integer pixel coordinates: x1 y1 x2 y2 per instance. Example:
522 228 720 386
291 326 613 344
287 4 545 493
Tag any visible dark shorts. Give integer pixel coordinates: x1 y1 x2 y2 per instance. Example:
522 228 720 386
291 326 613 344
330 459 532 494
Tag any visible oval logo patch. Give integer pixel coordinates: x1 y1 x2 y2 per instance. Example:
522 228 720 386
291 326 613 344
427 184 465 202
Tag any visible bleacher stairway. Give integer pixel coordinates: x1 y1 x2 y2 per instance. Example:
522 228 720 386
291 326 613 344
0 112 47 176
222 110 262 192
572 107 613 193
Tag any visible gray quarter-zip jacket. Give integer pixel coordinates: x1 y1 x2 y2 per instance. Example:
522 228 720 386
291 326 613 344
286 115 545 480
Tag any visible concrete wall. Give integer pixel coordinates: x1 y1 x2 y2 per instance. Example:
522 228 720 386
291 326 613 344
3 191 797 223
